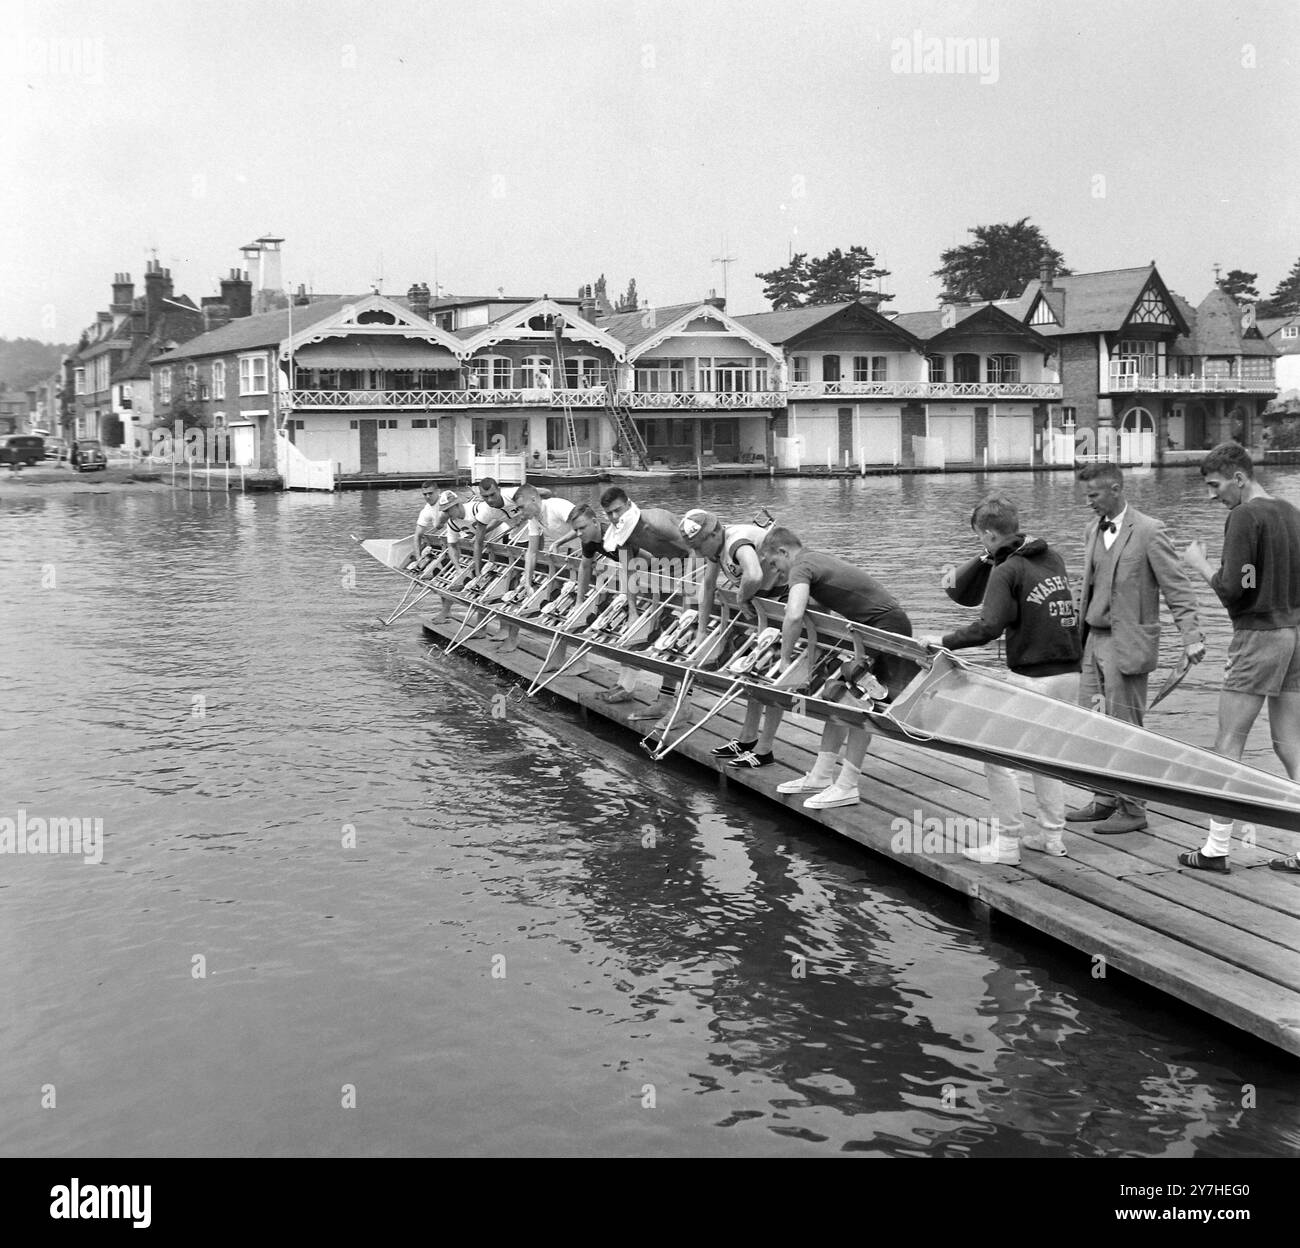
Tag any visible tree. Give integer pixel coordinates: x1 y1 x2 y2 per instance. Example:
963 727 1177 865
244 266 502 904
1258 257 1300 318
933 218 1071 302
804 246 892 306
756 253 808 309
614 277 640 313
755 245 892 310
1221 270 1259 302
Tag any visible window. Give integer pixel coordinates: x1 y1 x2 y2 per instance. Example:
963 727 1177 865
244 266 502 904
411 419 429 429
239 354 268 395
520 356 553 388
74 368 85 395
212 361 226 399
1283 326 1298 339
1240 358 1273 379
791 356 808 383
158 368 172 404
853 356 870 382
822 355 841 383
987 354 1020 383
1116 340 1156 375
871 356 888 381
635 360 686 393
953 353 980 383
927 354 946 383
184 363 198 399
564 356 602 388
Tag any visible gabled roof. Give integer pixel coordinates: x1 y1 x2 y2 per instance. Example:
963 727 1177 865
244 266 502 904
731 301 857 343
1011 265 1189 337
284 293 464 359
1259 316 1300 356
897 303 1053 352
460 297 626 359
599 303 701 352
152 297 357 363
735 300 924 351
604 302 782 361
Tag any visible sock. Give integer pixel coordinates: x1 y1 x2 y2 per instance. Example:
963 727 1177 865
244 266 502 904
738 739 758 752
810 751 839 782
835 759 861 790
1201 819 1233 858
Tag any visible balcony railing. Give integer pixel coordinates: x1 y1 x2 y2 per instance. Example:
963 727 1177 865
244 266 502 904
787 380 1062 400
1108 373 1277 394
288 387 787 410
620 390 785 409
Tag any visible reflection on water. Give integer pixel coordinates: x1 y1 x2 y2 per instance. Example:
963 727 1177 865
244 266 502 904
1 470 1297 1158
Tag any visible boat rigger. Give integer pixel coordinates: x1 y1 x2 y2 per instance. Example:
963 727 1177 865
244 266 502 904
359 529 1300 836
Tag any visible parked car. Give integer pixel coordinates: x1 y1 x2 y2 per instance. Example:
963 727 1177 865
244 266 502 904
43 436 69 463
1 434 46 468
73 439 108 472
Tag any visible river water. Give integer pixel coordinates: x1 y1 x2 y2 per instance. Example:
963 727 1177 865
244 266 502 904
2 468 1298 1158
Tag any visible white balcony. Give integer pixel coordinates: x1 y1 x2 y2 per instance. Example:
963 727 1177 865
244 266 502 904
1107 373 1277 394
620 390 785 410
787 380 1062 400
287 387 787 410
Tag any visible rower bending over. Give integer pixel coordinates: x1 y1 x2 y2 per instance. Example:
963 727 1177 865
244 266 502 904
676 508 785 769
491 484 579 654
597 487 695 725
761 528 912 808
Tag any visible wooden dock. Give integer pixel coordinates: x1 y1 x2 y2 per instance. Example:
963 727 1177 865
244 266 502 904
421 609 1300 1059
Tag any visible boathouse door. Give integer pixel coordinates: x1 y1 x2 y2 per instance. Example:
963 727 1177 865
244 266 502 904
358 419 379 473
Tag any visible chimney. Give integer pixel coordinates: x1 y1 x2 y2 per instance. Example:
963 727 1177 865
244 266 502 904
1039 257 1057 287
254 235 284 300
294 282 310 306
220 268 253 319
201 297 232 330
704 288 726 312
144 259 168 328
408 282 431 320
111 272 134 314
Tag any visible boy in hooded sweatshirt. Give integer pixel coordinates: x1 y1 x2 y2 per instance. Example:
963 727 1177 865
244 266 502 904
921 494 1083 864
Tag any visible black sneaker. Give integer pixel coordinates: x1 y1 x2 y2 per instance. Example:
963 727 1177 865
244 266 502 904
711 738 756 758
727 750 774 769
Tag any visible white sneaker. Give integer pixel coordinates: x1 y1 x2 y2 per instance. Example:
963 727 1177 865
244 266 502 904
803 782 860 809
1021 832 1067 857
777 772 834 794
962 839 1021 865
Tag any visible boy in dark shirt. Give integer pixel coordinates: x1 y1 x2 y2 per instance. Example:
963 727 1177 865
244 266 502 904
1181 442 1300 874
921 494 1082 864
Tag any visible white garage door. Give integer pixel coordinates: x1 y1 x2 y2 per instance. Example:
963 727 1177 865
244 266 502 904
989 415 1033 464
929 414 974 463
859 412 900 464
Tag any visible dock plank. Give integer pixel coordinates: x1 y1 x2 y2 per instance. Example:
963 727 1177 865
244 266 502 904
419 610 1300 1057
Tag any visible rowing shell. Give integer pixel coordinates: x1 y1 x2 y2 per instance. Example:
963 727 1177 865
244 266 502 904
361 531 1300 834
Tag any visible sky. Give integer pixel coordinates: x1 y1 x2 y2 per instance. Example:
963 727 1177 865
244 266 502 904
3 0 1298 343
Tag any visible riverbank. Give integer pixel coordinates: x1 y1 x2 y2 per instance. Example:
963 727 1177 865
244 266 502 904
0 463 282 497
0 464 170 498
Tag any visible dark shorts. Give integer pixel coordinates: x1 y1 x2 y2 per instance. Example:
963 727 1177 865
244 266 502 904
1224 626 1300 696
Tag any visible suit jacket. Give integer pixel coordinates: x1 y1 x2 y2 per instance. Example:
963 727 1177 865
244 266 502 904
1078 506 1203 676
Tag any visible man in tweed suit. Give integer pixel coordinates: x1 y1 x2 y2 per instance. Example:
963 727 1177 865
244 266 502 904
1067 463 1206 833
